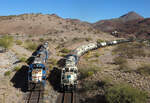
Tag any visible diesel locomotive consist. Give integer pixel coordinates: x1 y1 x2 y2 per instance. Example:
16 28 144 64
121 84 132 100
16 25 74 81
60 39 134 92
28 42 49 90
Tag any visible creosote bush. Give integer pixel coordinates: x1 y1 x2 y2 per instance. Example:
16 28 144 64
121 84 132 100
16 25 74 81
15 40 23 45
13 66 21 71
118 63 132 73
4 71 11 76
81 81 99 92
101 77 113 88
0 35 14 50
19 57 27 62
85 37 92 42
105 84 148 103
97 39 105 44
79 65 100 79
94 52 101 57
24 41 38 51
39 38 44 42
113 56 127 65
113 56 132 72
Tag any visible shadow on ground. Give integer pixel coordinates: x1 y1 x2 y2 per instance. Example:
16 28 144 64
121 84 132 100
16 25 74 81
81 95 107 103
78 80 108 103
48 58 66 91
57 58 66 67
10 65 29 92
47 67 61 91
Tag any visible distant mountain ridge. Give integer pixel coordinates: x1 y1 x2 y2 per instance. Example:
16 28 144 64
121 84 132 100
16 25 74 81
0 12 149 39
93 11 150 38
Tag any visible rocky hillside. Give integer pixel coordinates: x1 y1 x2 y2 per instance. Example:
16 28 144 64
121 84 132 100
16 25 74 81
0 13 119 43
93 11 150 38
0 13 95 36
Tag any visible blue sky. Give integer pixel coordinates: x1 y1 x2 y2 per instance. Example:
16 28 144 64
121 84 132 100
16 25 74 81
0 0 149 23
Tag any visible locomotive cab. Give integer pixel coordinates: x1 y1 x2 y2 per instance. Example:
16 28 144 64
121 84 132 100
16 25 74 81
61 66 78 92
28 63 46 90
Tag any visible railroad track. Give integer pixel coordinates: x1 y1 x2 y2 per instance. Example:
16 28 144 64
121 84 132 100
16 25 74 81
24 84 43 103
58 92 78 103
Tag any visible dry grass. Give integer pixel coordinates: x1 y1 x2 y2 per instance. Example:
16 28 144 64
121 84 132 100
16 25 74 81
24 40 38 51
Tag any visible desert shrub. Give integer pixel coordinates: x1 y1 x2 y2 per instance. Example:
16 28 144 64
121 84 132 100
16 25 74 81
24 41 38 51
113 57 127 65
39 38 44 42
97 39 105 44
79 65 99 79
72 37 80 41
83 51 92 59
94 52 101 57
100 77 113 88
113 56 132 72
4 71 11 76
28 35 32 38
19 57 27 62
118 63 132 73
105 84 148 103
15 40 23 45
13 66 21 71
56 45 62 49
0 35 14 50
60 48 71 53
85 37 92 42
60 54 66 57
81 81 99 92
136 64 150 76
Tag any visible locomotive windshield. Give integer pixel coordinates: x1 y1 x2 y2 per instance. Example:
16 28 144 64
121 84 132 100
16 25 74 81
32 64 45 70
63 68 75 72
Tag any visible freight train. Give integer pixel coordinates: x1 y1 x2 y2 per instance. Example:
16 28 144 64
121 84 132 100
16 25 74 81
28 42 49 90
60 39 134 92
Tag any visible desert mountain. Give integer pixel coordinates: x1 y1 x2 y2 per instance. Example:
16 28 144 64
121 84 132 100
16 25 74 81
0 13 96 36
93 11 150 38
119 11 144 22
